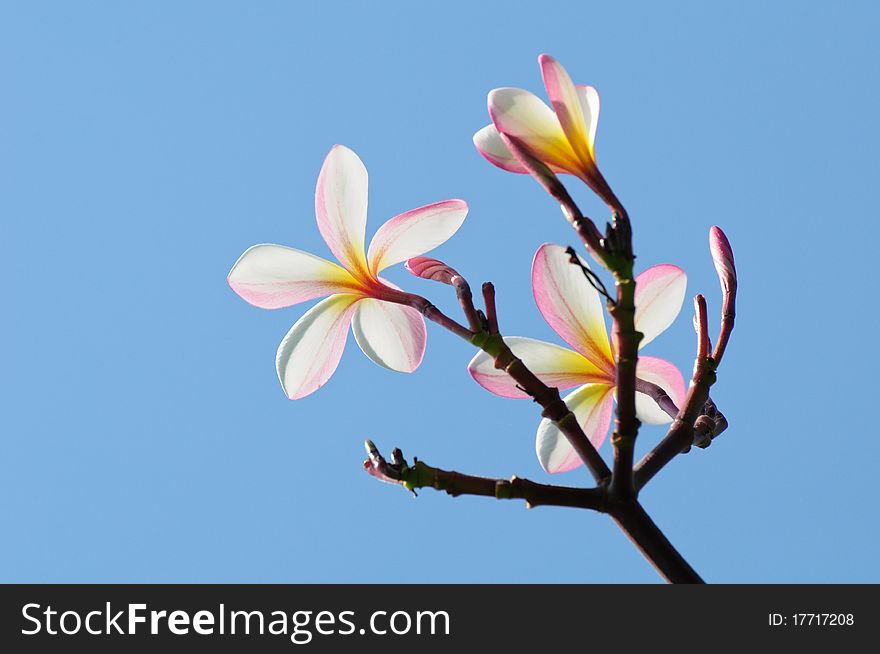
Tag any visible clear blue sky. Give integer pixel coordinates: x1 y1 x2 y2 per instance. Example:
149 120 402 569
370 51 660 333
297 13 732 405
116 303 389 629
2 0 878 583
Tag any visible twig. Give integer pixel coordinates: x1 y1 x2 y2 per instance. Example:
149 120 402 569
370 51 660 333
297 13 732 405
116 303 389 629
364 441 606 510
633 295 717 489
635 377 679 420
396 277 611 485
565 246 615 305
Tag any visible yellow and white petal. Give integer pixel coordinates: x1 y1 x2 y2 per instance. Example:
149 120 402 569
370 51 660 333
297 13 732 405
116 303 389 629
228 244 362 309
576 85 600 156
351 298 426 373
531 244 615 371
487 87 581 173
634 264 687 348
468 336 610 399
367 199 468 275
635 356 686 424
315 145 370 276
275 294 361 400
539 54 594 167
536 383 615 473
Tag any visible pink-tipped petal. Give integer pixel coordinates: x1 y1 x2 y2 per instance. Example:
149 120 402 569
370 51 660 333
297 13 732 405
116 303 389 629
487 88 580 173
536 383 615 473
539 54 593 166
315 145 370 276
532 244 615 371
468 337 610 399
634 264 687 348
351 298 426 372
275 294 361 399
576 85 600 155
367 200 468 275
473 124 529 173
404 256 461 285
635 356 686 424
709 226 737 293
228 244 362 309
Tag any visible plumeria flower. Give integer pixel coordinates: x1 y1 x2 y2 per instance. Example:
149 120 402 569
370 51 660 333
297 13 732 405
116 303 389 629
228 145 468 399
473 54 617 206
468 244 687 473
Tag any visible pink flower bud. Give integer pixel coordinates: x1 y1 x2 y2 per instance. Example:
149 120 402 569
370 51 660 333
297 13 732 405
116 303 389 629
709 226 736 294
404 257 461 285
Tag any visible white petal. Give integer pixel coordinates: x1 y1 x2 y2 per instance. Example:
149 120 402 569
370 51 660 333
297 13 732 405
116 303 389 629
635 356 686 424
367 199 468 274
275 294 361 399
487 88 581 172
351 298 427 373
532 243 614 371
536 383 615 473
576 85 600 154
634 264 687 348
228 244 361 309
315 145 370 275
473 124 528 173
539 54 593 166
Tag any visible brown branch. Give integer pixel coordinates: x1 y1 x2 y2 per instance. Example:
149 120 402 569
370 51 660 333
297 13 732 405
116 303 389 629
633 295 717 489
364 441 606 511
635 377 678 420
634 225 738 488
609 501 704 583
397 280 611 485
605 211 641 502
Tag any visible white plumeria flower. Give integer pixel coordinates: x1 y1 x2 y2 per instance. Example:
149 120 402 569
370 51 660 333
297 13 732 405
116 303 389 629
469 244 687 473
474 54 611 200
228 145 468 399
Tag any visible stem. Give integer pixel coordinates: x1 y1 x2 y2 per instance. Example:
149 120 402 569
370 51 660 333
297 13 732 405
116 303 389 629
398 286 611 485
481 282 499 334
385 256 707 581
713 288 736 364
634 290 729 489
635 377 678 419
453 276 482 333
477 332 611 484
606 210 641 501
413 466 605 510
500 133 608 265
609 501 704 583
364 442 606 510
634 356 716 490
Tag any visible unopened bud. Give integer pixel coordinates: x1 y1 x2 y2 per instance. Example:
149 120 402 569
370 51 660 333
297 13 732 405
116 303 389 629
404 257 461 285
709 226 737 295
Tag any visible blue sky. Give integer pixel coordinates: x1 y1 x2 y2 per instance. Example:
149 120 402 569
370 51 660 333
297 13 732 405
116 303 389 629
2 0 878 583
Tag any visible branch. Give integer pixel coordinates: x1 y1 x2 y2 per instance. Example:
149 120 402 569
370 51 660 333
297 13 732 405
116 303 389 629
604 210 641 501
635 377 679 420
400 270 611 484
609 501 704 583
633 296 717 489
634 226 738 488
364 441 606 511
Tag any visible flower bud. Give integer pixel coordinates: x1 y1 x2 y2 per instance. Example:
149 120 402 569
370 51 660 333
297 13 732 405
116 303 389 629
709 226 736 295
404 257 461 285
